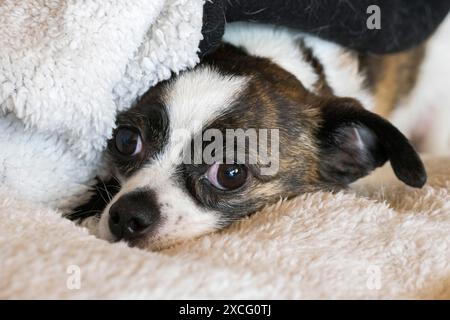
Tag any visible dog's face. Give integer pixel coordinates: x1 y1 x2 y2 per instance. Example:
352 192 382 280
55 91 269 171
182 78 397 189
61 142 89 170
97 44 426 250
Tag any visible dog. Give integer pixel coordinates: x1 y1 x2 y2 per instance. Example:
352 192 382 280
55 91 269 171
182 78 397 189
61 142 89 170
74 22 430 250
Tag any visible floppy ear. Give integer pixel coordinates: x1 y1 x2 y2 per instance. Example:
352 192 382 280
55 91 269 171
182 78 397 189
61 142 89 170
317 97 426 188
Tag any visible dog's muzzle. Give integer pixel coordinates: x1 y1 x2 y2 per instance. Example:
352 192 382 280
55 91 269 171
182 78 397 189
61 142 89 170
108 190 160 241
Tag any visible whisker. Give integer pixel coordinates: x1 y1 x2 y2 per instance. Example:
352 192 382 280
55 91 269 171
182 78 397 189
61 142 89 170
101 180 113 202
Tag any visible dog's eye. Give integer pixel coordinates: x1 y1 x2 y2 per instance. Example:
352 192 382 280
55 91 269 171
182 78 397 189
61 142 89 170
206 163 248 191
114 126 142 156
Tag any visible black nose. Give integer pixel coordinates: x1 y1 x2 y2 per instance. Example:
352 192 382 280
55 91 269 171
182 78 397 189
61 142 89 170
108 190 160 241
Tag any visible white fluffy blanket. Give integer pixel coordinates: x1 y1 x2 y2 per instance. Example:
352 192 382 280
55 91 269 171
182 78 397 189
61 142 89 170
1 156 449 299
0 0 204 208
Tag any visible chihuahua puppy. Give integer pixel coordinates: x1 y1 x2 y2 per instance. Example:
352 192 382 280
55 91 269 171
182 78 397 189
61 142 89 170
75 23 427 250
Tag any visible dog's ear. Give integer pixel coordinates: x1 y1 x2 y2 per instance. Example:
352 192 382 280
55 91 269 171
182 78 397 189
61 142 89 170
317 97 426 188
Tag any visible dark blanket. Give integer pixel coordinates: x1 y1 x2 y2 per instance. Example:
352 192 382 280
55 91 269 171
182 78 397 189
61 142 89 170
200 0 450 56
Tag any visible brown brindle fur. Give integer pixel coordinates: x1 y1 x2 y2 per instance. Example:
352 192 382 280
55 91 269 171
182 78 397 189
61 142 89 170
197 44 330 212
183 42 427 216
358 44 426 118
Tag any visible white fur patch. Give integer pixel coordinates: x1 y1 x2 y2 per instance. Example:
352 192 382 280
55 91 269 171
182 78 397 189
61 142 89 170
224 22 374 108
157 65 248 170
301 36 374 108
224 22 319 92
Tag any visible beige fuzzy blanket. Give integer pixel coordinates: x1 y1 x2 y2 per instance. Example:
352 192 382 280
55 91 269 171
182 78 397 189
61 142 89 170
1 155 449 299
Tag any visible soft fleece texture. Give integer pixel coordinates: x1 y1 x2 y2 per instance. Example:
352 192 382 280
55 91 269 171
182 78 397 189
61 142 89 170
1 156 449 299
0 0 204 209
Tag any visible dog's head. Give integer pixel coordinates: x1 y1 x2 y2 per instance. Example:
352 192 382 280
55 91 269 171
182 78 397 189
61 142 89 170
97 43 426 250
